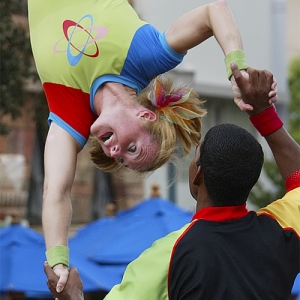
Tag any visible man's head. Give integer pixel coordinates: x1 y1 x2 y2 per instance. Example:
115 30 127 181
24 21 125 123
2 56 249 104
189 123 264 206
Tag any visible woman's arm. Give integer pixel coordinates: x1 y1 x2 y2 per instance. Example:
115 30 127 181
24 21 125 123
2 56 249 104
165 0 242 55
43 122 81 292
165 0 262 111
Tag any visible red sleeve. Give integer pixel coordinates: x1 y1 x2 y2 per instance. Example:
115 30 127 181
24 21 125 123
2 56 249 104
43 82 97 141
285 170 300 193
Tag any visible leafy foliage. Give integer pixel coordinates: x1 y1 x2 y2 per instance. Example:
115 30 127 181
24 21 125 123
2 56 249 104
248 161 285 208
288 56 300 144
248 56 300 208
0 0 34 134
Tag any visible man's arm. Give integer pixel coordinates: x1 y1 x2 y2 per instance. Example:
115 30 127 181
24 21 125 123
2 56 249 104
43 122 80 292
262 128 300 182
231 63 300 181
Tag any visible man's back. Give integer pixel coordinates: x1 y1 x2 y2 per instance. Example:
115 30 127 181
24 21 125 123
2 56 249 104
168 195 300 300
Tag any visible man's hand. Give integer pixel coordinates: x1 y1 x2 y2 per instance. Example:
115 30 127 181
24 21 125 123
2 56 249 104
230 63 277 113
44 262 84 300
230 63 275 116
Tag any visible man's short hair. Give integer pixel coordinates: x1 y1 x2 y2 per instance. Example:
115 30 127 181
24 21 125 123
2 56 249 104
197 123 264 206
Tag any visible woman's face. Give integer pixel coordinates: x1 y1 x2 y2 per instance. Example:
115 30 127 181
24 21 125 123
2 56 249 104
90 107 159 172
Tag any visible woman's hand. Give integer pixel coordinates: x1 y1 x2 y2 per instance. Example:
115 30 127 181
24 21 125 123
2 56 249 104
53 264 70 293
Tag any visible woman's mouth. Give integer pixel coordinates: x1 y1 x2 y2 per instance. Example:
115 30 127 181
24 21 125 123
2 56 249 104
100 132 113 146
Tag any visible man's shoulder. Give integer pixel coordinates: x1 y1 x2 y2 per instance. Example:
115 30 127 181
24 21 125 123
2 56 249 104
105 223 190 300
257 187 300 234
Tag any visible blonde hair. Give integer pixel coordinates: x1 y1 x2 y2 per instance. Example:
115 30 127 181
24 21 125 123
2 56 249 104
89 75 206 173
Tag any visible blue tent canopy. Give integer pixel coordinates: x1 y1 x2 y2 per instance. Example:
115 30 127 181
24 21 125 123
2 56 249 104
69 198 193 289
0 224 115 296
0 199 193 295
292 273 300 298
70 198 193 264
0 224 50 297
0 223 44 246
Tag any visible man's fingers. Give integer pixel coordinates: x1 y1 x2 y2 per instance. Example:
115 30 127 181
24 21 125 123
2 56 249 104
46 278 61 299
267 74 274 91
230 62 242 81
44 262 54 278
248 67 259 87
47 280 57 294
69 267 79 277
265 70 274 78
259 69 273 90
230 63 250 92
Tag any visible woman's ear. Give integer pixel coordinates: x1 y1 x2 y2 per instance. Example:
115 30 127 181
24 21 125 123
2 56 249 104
138 110 157 121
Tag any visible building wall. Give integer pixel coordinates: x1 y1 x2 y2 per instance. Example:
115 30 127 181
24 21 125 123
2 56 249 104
135 0 299 96
287 0 300 60
1 0 299 224
135 1 271 86
0 98 36 221
143 0 300 211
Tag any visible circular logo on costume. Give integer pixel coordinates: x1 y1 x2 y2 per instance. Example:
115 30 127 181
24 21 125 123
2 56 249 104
53 14 108 66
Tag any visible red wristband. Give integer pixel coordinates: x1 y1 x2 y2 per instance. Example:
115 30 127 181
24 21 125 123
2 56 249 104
285 170 300 193
249 105 283 136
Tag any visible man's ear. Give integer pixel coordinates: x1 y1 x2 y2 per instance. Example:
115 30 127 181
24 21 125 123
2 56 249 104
192 165 203 186
138 110 157 121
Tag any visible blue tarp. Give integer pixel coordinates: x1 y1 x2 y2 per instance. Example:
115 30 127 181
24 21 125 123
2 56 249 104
69 198 193 289
292 273 300 299
70 198 193 263
0 224 51 297
0 199 193 295
0 224 114 296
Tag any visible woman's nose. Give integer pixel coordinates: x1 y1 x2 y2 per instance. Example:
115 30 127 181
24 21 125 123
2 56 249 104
90 120 98 135
110 146 120 157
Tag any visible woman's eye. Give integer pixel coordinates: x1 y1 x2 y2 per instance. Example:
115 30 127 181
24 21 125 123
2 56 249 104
128 145 136 153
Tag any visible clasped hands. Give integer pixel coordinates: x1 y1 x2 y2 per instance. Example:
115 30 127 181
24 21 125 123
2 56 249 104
231 63 277 112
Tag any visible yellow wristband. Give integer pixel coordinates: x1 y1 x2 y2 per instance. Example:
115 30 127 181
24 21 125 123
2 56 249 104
225 50 248 79
46 245 69 268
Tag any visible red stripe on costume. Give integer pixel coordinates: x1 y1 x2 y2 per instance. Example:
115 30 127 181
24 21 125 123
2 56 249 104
191 204 249 222
168 221 197 295
285 170 300 193
43 82 97 140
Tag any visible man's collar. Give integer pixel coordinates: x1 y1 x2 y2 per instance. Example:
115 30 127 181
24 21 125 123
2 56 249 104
192 204 249 222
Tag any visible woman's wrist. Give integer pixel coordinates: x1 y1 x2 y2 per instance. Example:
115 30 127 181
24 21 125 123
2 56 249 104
46 245 69 268
225 50 248 79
